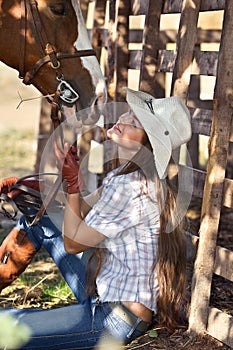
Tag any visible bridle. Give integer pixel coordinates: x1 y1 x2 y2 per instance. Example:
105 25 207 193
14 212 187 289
19 0 96 104
7 0 97 225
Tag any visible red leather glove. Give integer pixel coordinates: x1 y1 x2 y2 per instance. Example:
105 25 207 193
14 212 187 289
54 142 85 194
0 177 19 195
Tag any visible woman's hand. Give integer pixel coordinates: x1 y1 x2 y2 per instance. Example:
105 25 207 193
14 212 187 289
53 141 85 194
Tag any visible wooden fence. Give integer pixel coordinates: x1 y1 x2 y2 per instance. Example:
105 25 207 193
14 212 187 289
36 0 233 347
78 0 233 347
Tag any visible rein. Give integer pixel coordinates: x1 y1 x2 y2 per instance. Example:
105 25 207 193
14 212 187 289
29 90 63 226
19 0 96 104
0 91 64 225
0 173 63 223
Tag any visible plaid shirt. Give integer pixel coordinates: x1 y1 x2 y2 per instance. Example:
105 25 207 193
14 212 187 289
85 169 159 312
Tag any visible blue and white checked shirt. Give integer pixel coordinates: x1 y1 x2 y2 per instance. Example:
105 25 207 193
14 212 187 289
85 169 160 312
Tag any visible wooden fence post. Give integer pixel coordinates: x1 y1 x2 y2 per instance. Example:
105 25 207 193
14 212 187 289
169 0 201 167
188 0 233 334
106 0 116 99
92 0 107 62
171 0 201 99
114 0 130 101
34 99 52 173
79 0 89 23
139 0 164 96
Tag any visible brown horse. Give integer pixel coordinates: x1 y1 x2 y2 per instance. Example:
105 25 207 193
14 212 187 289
0 0 107 122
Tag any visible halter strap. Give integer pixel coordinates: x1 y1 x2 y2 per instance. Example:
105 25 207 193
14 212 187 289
19 0 96 85
23 49 96 85
19 0 27 78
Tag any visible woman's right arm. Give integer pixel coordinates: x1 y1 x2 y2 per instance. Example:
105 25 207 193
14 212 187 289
54 142 105 254
79 186 103 219
63 192 105 254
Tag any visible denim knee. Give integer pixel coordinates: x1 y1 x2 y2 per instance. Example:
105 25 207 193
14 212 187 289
16 214 62 251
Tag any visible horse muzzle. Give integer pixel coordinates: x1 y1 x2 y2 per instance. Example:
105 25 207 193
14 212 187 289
76 92 107 125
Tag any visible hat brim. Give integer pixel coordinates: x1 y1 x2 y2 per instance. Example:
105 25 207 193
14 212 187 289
128 103 172 179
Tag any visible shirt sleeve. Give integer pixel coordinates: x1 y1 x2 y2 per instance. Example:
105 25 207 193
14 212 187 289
85 174 142 238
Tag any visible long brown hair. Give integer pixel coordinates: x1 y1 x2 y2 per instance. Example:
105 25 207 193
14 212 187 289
153 177 186 330
86 140 186 330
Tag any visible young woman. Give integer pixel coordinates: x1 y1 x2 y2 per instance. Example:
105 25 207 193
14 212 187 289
0 88 192 349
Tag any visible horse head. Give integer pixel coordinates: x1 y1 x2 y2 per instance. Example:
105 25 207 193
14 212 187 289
0 0 107 124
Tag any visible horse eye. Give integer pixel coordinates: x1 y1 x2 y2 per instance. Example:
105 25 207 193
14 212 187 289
50 3 66 16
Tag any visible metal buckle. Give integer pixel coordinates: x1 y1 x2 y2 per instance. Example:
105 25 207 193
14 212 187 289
0 194 18 220
57 78 80 104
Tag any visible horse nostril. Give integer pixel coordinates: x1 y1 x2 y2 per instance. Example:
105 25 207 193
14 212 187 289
89 95 102 123
94 93 108 111
77 95 101 125
74 93 107 126
92 95 99 107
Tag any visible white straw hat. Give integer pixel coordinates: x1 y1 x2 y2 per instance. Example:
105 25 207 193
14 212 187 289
125 88 192 179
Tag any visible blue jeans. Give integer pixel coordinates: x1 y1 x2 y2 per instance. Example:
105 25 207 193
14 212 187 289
0 215 144 349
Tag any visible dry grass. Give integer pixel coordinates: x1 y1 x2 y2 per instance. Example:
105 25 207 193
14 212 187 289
0 128 36 179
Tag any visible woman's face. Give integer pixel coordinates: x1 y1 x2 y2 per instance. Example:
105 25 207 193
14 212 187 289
107 111 147 151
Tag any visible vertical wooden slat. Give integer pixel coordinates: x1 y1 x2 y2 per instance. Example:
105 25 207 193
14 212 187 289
139 0 164 96
188 0 233 334
34 99 52 173
114 0 130 101
171 0 201 99
163 0 182 13
92 0 107 62
187 74 201 169
79 0 89 23
130 0 150 15
169 0 201 167
106 0 117 99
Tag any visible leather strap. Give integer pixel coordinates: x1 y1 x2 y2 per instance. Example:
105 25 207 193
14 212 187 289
23 49 96 85
28 91 63 226
19 0 27 78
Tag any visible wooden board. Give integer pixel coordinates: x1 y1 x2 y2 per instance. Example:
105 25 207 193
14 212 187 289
207 307 233 348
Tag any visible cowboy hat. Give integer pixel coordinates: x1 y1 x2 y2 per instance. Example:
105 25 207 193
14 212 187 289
125 88 192 179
